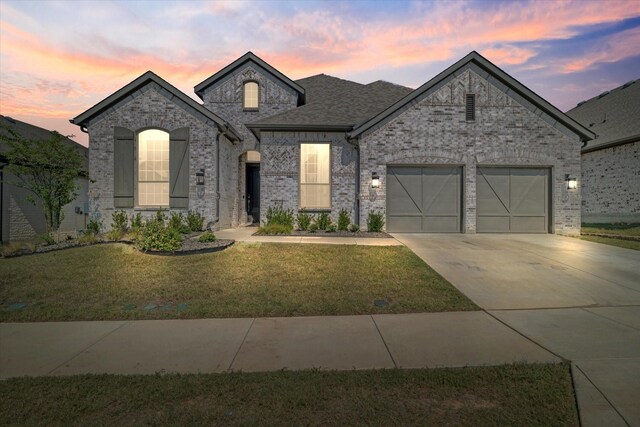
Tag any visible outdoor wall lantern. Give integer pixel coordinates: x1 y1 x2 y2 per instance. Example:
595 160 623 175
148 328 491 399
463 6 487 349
371 172 380 188
566 174 577 190
196 169 205 186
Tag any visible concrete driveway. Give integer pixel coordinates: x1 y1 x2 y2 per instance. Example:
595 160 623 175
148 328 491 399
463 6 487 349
394 233 640 427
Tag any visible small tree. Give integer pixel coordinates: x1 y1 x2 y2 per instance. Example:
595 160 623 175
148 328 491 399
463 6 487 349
1 126 87 239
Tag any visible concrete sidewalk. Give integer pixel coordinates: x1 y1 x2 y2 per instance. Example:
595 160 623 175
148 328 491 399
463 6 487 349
0 311 559 379
216 226 402 246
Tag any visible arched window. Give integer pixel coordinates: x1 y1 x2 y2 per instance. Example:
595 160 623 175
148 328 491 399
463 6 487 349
138 129 169 206
243 81 259 110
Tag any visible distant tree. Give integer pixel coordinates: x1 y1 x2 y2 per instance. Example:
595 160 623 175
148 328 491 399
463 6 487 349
0 126 87 238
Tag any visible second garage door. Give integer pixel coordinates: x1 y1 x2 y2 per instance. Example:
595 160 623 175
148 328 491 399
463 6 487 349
476 167 550 233
387 166 462 232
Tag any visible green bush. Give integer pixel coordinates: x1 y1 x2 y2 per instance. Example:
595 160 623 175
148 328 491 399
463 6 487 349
136 220 183 252
349 223 360 232
327 224 337 232
308 222 319 233
257 224 293 235
296 212 313 231
38 233 55 246
154 209 167 226
111 210 128 232
106 229 124 241
367 210 385 232
266 206 294 228
338 209 350 231
316 212 332 230
130 212 143 230
86 217 102 235
187 210 205 232
169 212 191 234
198 231 217 242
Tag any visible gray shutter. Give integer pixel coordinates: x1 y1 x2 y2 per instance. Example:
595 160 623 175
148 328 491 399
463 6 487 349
170 127 190 208
113 127 134 208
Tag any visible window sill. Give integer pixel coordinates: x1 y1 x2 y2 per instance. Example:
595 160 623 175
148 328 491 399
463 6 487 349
299 208 332 213
134 206 179 211
243 108 259 112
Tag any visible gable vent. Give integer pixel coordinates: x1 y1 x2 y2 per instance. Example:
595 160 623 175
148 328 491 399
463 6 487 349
466 94 476 121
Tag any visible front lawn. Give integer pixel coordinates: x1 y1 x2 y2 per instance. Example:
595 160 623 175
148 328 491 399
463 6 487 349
0 243 477 321
0 364 578 426
581 223 640 250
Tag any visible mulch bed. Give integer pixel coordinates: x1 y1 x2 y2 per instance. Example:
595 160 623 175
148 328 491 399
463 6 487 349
254 230 392 238
143 238 234 256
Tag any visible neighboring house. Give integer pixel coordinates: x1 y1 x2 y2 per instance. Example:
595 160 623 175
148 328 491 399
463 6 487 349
566 80 640 224
71 51 594 235
0 115 89 242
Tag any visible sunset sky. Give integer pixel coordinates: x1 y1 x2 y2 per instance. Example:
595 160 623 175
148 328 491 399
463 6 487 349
1 0 639 146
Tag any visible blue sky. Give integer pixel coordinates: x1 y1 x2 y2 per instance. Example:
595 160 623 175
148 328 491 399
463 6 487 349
1 0 639 145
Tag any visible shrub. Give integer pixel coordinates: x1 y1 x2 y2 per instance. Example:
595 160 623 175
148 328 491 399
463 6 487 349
154 209 167 226
111 210 128 232
1 242 35 257
106 229 124 241
198 231 217 242
265 205 294 228
349 223 360 232
257 224 293 235
367 210 385 232
308 222 319 233
87 217 102 235
78 233 99 244
136 220 182 252
130 212 143 230
187 210 205 232
169 212 191 234
38 233 56 246
296 212 313 231
338 209 350 231
327 224 337 232
316 212 332 230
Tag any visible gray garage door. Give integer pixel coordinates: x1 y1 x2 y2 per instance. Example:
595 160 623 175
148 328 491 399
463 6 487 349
387 166 462 232
476 167 549 233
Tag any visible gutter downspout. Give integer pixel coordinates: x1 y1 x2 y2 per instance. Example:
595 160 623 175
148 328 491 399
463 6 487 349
215 132 221 225
0 164 4 244
347 137 360 226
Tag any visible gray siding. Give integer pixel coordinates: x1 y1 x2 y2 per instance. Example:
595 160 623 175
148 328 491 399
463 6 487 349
581 141 640 223
358 67 582 236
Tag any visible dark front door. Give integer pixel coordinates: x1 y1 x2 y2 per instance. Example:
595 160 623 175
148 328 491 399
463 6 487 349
246 164 260 223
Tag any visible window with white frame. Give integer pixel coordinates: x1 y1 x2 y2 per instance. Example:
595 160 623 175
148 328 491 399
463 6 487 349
300 143 330 209
243 81 259 109
138 129 169 206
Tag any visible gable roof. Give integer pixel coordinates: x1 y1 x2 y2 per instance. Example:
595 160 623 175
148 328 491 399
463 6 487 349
71 71 242 141
194 51 305 101
349 51 596 141
1 115 87 165
246 74 413 131
566 79 640 153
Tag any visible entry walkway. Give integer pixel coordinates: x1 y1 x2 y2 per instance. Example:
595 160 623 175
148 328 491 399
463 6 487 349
0 311 558 378
215 227 402 246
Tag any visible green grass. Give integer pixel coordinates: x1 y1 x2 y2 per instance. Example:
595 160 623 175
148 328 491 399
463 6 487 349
0 364 578 426
0 243 477 321
579 235 640 250
581 223 640 236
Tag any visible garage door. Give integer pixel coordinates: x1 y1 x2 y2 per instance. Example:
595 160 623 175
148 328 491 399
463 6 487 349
476 167 549 233
387 166 461 232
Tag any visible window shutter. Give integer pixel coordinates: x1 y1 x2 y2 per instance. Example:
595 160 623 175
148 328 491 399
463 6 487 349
113 126 134 208
169 127 190 208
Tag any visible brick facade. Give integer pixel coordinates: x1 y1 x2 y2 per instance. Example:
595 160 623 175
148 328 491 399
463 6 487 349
581 141 640 223
358 67 582 235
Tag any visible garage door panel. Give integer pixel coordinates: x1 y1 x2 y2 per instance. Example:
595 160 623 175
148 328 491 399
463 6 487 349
387 167 423 216
386 216 422 232
477 167 549 233
423 168 460 215
477 168 510 215
387 166 461 233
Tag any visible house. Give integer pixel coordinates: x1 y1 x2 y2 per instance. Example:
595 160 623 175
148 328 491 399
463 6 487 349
0 115 89 242
71 51 594 235
566 80 640 224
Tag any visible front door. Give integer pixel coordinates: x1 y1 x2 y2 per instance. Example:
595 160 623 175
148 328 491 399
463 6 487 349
246 164 260 223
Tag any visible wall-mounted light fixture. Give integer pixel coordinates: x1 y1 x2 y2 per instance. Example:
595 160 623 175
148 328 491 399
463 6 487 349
565 174 577 190
371 172 380 188
196 169 205 186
